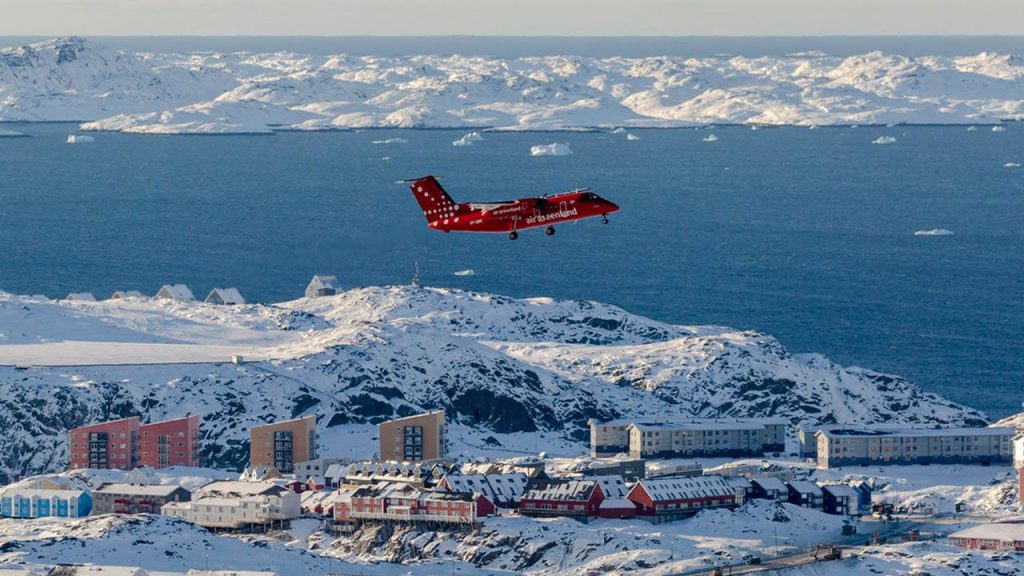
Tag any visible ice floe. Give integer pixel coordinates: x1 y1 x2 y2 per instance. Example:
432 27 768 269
703 134 718 142
452 131 484 146
1004 162 1021 168
914 228 955 236
626 133 640 141
453 269 476 277
992 125 1007 132
530 142 572 156
66 134 94 144
372 137 407 144
873 135 897 144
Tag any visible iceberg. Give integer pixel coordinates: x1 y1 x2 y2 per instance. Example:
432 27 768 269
453 269 476 277
452 131 484 147
66 134 95 144
966 126 978 131
1004 162 1021 168
992 125 1007 132
703 134 718 142
873 136 897 144
610 127 626 134
530 143 572 156
626 133 640 141
914 228 955 236
372 137 408 144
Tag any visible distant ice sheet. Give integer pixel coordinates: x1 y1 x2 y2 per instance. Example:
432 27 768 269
530 142 572 156
453 269 476 277
873 136 897 144
914 228 955 236
452 131 484 147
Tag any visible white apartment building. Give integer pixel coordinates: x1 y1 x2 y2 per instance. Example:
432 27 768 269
590 417 787 458
816 426 1014 469
161 480 300 529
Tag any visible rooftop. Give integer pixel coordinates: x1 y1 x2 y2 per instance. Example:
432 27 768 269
593 417 789 428
950 522 1024 542
819 426 1014 439
95 483 188 497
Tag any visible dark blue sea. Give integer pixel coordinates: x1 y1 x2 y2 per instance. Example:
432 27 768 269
1 123 1021 418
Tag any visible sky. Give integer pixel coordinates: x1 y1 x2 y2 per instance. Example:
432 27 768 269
1 0 1023 36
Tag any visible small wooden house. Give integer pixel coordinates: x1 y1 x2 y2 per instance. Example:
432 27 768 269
155 284 195 301
205 287 245 305
305 275 338 298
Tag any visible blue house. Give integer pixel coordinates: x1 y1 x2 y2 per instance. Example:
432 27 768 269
0 488 92 518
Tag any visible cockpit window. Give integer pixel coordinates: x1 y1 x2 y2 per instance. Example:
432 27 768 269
581 192 597 200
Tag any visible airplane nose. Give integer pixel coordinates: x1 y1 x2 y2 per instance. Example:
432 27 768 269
604 200 620 213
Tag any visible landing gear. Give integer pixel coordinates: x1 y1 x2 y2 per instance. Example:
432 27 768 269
508 231 519 240
602 215 609 224
545 226 556 236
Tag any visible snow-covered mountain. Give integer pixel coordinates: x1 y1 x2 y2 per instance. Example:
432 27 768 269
1 37 1023 132
0 285 986 483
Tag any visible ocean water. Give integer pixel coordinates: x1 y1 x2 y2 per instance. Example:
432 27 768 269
1 123 1021 418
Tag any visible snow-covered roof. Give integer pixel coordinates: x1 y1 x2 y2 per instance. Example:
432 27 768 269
631 421 768 432
196 480 284 497
187 570 278 576
725 476 753 489
751 477 787 492
442 473 528 503
111 290 145 299
599 498 635 510
308 275 337 288
635 476 735 502
48 566 147 576
0 487 87 499
595 416 788 429
95 483 188 497
65 293 97 302
523 480 598 502
592 475 630 499
156 284 195 301
949 522 1024 542
324 463 345 479
205 287 245 305
819 426 1014 439
821 484 859 499
786 480 821 494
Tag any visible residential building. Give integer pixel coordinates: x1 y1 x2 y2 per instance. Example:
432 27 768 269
0 487 91 518
786 480 823 509
204 288 245 305
333 482 494 527
110 290 144 300
1015 436 1024 511
816 426 1014 468
519 479 605 522
161 480 300 530
305 275 338 298
461 460 547 480
821 484 859 515
343 461 450 487
65 292 96 302
137 415 201 468
750 477 788 502
725 476 753 505
948 521 1024 551
92 482 190 515
438 473 529 509
588 417 787 459
579 458 646 481
68 416 201 471
249 416 317 474
848 481 873 514
627 476 737 523
378 410 446 462
155 284 195 301
292 456 350 484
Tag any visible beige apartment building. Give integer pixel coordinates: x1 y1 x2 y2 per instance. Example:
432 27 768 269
589 417 787 459
816 426 1013 469
249 415 317 474
378 410 446 462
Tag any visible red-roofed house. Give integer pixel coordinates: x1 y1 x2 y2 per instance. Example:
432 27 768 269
627 476 738 523
519 479 604 522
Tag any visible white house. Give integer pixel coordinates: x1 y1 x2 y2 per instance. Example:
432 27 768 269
156 284 195 301
162 480 299 530
65 292 97 302
110 290 145 300
205 288 245 305
305 275 337 298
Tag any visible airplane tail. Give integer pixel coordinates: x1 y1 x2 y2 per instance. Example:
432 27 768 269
408 176 457 220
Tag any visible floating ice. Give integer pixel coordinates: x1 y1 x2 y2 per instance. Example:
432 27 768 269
992 125 1007 132
914 228 955 236
966 126 978 131
610 127 626 134
750 125 759 131
530 142 572 156
873 136 897 144
808 124 818 130
703 134 718 142
66 134 94 144
372 137 407 144
452 131 484 147
626 133 640 141
0 128 26 137
453 269 476 277
1004 162 1021 168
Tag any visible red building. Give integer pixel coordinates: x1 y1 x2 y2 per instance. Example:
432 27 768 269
518 479 605 522
627 477 738 523
68 415 201 470
949 522 1024 551
136 415 200 468
333 482 494 526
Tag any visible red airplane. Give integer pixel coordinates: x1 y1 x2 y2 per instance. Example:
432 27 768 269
406 175 619 240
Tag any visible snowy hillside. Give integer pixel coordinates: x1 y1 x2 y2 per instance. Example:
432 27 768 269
1 37 1023 132
0 285 987 483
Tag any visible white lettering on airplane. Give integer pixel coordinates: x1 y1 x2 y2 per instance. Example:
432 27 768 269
524 208 579 225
